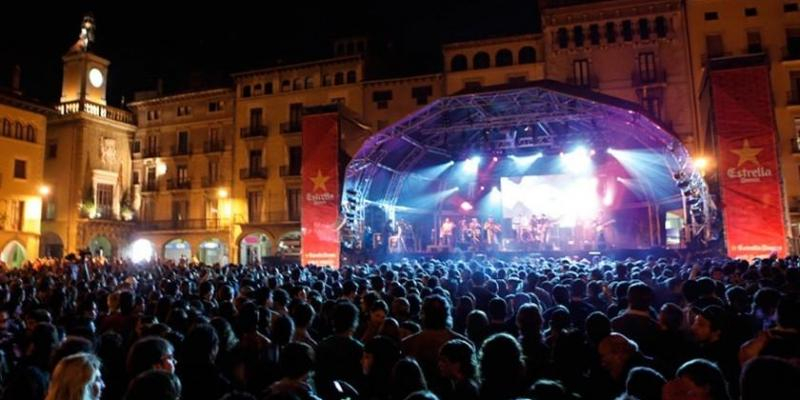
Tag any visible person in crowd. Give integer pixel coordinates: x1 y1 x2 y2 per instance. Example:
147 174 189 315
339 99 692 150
45 353 105 400
316 300 364 397
437 339 478 400
123 370 181 400
478 333 526 400
263 342 321 400
662 359 730 400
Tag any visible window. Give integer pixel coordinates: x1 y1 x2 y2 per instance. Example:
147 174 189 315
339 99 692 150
242 85 251 97
249 150 262 171
247 191 263 223
177 131 189 154
264 82 273 94
25 125 35 142
706 34 725 59
249 108 263 128
146 136 158 155
289 103 303 130
131 140 141 154
253 84 263 96
574 26 585 47
589 24 600 45
177 106 191 116
304 77 314 89
638 52 657 82
208 160 219 182
208 101 224 112
323 74 333 86
43 199 56 221
287 188 301 221
572 59 591 87
9 200 24 231
176 165 188 184
96 183 113 217
132 171 140 185
334 73 344 85
745 8 758 17
508 76 527 84
372 90 393 109
13 159 26 179
557 28 569 49
451 54 468 71
412 85 433 105
704 12 719 21
787 28 800 58
14 122 22 139
655 16 668 38
786 3 799 12
1 119 9 136
641 96 662 120
288 146 302 175
171 200 188 222
146 167 156 188
519 47 536 63
606 22 617 43
47 142 58 159
281 80 291 91
473 52 490 69
622 20 633 41
495 49 513 67
747 31 763 53
293 78 303 90
346 70 357 83
147 110 160 121
639 19 650 40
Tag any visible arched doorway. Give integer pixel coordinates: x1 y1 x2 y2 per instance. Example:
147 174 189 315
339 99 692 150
0 241 26 268
89 236 113 258
40 232 64 258
277 231 301 258
198 238 227 265
239 233 271 265
164 239 191 262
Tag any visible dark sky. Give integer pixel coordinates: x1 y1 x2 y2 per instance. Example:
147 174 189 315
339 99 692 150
1 1 540 106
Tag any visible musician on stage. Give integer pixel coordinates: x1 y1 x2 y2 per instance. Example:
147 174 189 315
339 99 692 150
483 217 501 248
458 217 469 245
439 217 455 247
381 219 395 255
469 217 482 246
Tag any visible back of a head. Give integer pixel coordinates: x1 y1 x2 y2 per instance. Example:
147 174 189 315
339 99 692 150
291 302 315 329
626 366 665 400
528 379 569 400
439 339 477 380
488 297 507 321
403 390 439 400
47 352 101 400
570 280 587 298
516 303 543 337
333 300 359 334
272 315 295 345
392 358 428 399
124 370 181 400
777 297 800 330
585 311 611 343
740 356 800 400
627 282 654 311
279 342 315 380
599 333 638 358
479 333 524 383
52 336 94 371
119 290 136 315
127 336 172 378
421 295 450 330
659 303 683 331
182 324 218 365
675 359 730 400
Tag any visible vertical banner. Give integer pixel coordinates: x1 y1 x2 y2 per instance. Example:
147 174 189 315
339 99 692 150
710 65 787 259
301 113 341 268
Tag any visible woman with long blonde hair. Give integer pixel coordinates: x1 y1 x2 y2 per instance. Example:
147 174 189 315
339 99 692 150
45 352 105 400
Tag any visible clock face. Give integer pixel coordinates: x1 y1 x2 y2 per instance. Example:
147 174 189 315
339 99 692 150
88 68 104 88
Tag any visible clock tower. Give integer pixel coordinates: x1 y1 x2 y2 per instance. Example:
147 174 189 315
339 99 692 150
60 15 109 105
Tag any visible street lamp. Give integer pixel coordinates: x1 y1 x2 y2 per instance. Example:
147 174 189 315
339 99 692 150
217 188 229 198
38 185 51 197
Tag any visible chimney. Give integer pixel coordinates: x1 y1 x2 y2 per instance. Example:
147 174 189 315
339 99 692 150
11 65 21 95
156 78 164 96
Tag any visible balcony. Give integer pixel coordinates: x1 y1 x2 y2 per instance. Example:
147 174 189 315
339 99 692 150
783 46 800 62
240 126 268 139
280 122 302 135
203 140 226 153
201 176 224 188
142 182 159 192
631 69 667 87
55 99 135 124
138 218 224 231
243 211 300 224
166 179 192 190
142 147 161 158
279 165 301 177
566 75 599 89
787 91 800 107
239 167 268 180
170 144 192 157
701 52 733 65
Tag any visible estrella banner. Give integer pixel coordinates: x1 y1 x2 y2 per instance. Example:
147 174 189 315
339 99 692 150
710 65 787 259
301 113 341 268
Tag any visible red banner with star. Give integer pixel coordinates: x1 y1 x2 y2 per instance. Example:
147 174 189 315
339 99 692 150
710 65 787 259
301 113 341 268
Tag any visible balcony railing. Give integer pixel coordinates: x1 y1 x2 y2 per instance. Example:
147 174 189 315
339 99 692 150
701 52 733 65
239 167 268 180
787 91 800 106
245 211 300 224
279 165 301 177
280 122 302 134
142 182 159 192
201 176 225 188
56 99 135 124
171 145 192 156
138 218 223 231
631 69 667 86
166 179 192 190
566 75 599 89
143 147 161 158
203 140 225 153
240 126 268 139
783 46 800 61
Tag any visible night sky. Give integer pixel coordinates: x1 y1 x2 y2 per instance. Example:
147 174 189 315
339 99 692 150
1 1 540 106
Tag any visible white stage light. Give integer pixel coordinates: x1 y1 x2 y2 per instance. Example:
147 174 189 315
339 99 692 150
130 239 155 263
562 147 592 174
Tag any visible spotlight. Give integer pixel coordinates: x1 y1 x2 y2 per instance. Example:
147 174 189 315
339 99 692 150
693 157 709 171
561 146 592 174
460 201 473 212
492 156 498 162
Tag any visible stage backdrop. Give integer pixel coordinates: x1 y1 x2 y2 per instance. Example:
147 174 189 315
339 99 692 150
710 64 787 259
301 113 341 268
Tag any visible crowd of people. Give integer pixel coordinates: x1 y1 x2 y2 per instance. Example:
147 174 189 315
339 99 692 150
0 252 798 400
